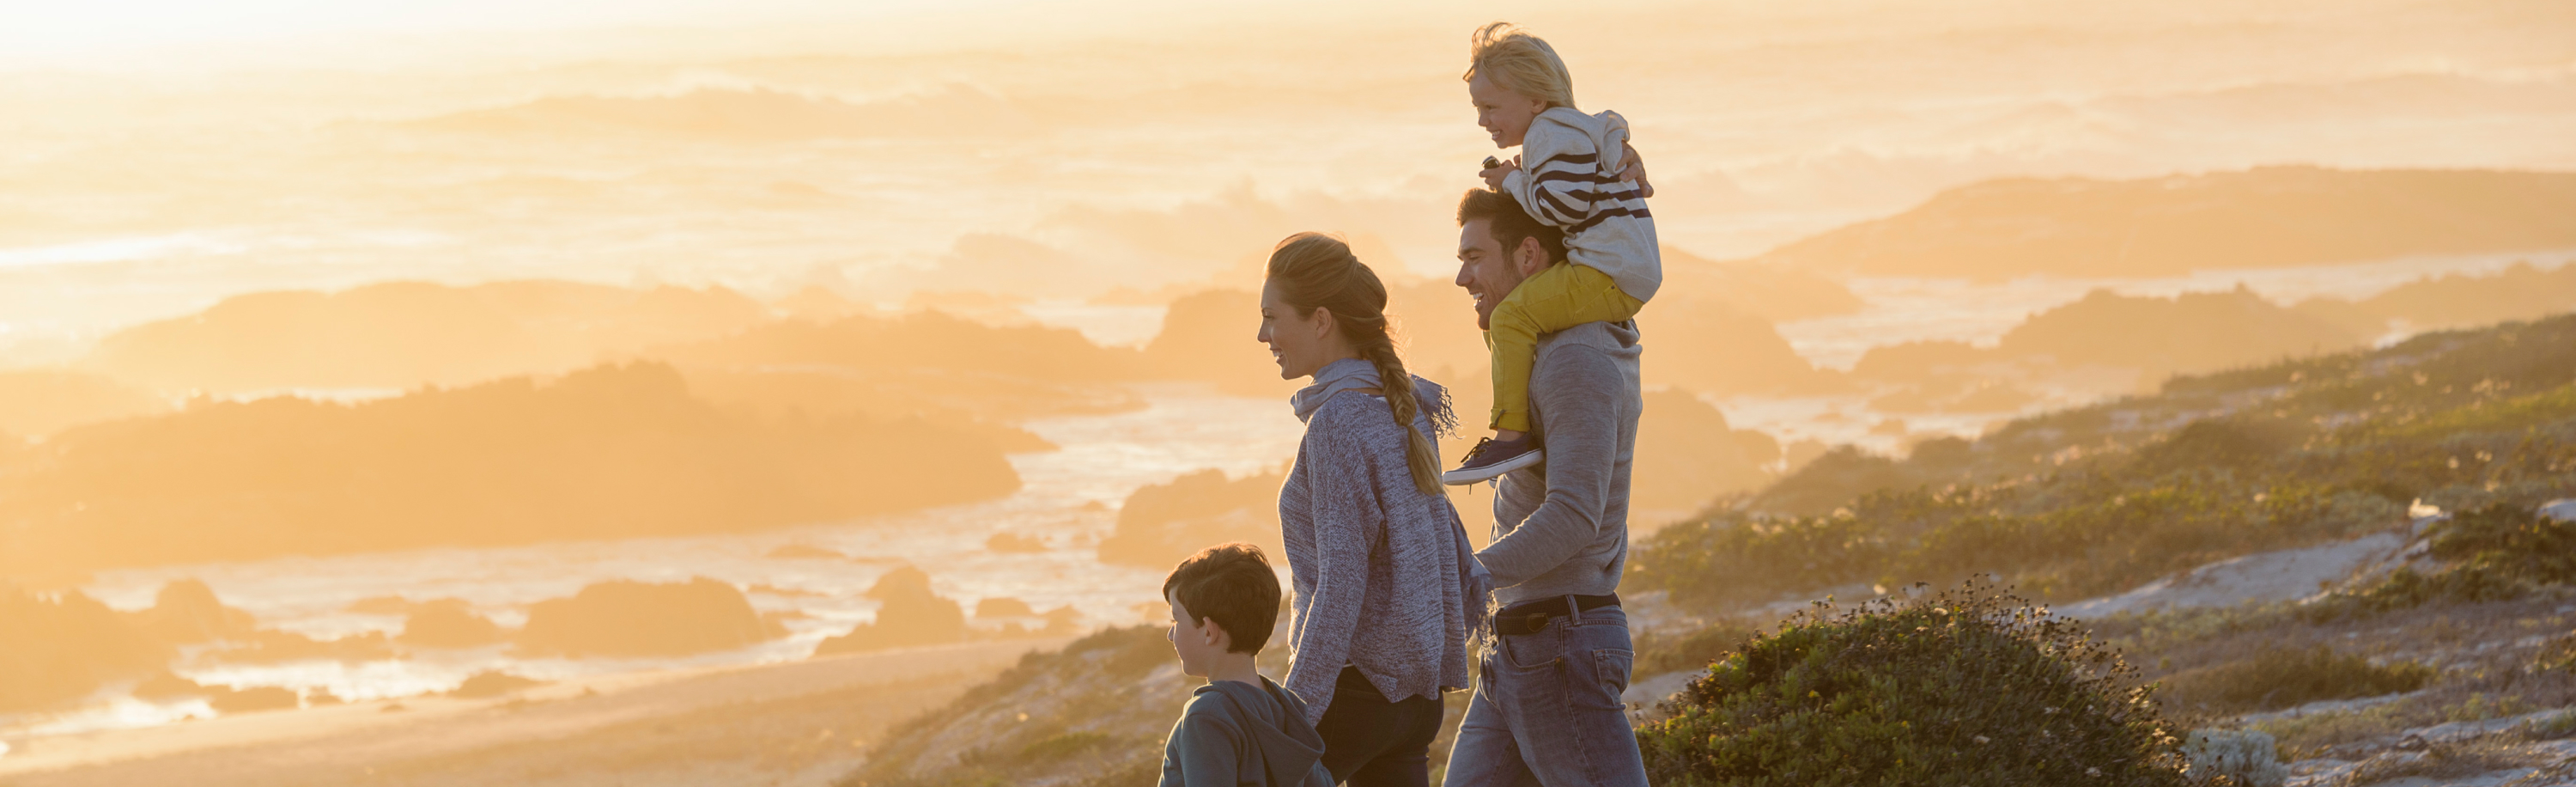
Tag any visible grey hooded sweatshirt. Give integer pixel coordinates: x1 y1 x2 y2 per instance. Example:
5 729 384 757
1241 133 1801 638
1157 677 1334 787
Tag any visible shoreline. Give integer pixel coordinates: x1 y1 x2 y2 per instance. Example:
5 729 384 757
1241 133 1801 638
0 638 1070 786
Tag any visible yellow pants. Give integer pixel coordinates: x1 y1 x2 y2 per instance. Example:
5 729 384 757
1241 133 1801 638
1485 262 1644 432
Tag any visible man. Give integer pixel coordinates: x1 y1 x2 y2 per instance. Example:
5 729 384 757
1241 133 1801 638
1441 187 1649 787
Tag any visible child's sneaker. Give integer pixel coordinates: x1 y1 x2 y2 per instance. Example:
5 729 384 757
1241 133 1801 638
1443 435 1543 485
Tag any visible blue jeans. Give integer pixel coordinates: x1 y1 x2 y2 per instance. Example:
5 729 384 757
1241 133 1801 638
1440 601 1647 787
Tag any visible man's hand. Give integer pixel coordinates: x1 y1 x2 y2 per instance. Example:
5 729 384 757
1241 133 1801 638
1479 155 1520 190
1617 141 1652 198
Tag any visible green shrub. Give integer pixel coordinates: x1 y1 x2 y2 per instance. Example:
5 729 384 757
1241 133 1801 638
2159 646 2433 713
1636 582 2187 786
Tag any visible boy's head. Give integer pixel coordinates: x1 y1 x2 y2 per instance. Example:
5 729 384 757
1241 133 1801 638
1463 22 1575 149
1162 543 1280 675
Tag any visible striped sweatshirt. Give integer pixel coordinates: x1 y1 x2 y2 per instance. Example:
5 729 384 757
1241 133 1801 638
1498 107 1663 304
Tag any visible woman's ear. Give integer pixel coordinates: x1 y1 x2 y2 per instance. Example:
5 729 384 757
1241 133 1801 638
1309 307 1337 340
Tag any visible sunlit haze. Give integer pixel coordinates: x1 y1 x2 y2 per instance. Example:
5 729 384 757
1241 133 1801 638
4 1 2574 784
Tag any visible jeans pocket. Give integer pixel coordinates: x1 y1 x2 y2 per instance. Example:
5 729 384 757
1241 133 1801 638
1576 648 1634 711
1498 626 1564 670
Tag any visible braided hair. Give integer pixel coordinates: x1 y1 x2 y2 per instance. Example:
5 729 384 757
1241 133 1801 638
1266 233 1443 496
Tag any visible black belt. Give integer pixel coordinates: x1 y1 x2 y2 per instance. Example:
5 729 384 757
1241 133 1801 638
1494 594 1619 636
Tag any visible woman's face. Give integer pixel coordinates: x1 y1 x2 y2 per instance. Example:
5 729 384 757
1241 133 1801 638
1258 279 1336 380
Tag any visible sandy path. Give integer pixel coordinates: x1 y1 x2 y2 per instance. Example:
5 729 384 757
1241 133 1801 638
0 638 1068 787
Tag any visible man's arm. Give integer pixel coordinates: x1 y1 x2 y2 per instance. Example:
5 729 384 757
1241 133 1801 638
1474 344 1622 588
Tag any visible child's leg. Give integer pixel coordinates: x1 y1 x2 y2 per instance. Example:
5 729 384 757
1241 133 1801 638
1485 263 1646 433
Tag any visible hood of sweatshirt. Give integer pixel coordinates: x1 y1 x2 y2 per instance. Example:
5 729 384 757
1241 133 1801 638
1200 677 1327 786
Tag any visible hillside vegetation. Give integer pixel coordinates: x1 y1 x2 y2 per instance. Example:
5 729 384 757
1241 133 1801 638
1635 312 2576 607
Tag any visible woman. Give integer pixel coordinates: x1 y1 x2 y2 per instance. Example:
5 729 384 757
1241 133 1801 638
1259 232 1486 787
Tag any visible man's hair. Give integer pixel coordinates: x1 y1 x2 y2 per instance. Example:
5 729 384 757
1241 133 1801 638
1456 188 1566 267
1463 22 1576 109
1162 543 1281 655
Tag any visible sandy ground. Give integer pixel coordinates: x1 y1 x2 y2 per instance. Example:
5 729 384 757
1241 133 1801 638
0 638 1068 787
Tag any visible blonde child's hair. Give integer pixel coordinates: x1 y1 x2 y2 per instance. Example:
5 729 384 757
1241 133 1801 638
1463 22 1576 110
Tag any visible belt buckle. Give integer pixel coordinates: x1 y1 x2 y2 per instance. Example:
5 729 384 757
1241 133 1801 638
1523 612 1550 633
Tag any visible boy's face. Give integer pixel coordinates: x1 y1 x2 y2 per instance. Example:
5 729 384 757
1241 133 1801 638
1165 591 1226 678
1468 71 1548 149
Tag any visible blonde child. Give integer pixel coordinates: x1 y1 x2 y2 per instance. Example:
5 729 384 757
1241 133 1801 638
1443 22 1661 485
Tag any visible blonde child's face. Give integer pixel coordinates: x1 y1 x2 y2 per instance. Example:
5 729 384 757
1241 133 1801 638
1468 71 1549 149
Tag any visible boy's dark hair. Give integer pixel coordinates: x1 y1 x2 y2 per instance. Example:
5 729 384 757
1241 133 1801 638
1162 542 1280 655
1456 188 1567 268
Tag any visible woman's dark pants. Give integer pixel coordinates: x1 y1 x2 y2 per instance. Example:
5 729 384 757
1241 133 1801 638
1316 666 1446 787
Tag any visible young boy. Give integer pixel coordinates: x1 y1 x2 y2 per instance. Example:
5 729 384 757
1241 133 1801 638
1442 21 1662 485
1157 543 1333 787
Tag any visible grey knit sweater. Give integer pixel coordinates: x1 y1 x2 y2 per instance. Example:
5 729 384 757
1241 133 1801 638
1278 388 1474 724
1484 320 1643 604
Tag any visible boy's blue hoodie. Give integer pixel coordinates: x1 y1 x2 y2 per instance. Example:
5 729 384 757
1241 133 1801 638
1157 676 1334 787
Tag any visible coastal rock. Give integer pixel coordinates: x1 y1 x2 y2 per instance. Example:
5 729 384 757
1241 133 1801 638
208 686 301 714
1097 470 1284 569
0 587 169 712
131 579 259 644
813 567 967 656
975 597 1037 619
451 670 548 699
397 599 507 648
517 577 784 658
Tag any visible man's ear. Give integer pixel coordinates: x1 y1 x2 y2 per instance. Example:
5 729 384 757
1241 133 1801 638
1514 235 1549 277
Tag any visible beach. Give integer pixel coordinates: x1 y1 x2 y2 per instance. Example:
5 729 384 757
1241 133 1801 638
0 638 1066 787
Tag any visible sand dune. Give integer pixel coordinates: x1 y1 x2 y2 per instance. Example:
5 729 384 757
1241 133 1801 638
0 638 1068 787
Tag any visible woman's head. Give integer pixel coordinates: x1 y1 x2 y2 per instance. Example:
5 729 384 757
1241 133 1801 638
1260 233 1443 496
1464 22 1574 149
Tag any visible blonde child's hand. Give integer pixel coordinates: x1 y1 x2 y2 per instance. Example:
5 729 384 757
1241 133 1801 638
1479 155 1520 190
1617 142 1653 198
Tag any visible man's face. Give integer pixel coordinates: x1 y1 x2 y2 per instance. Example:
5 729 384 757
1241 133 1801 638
1455 217 1531 330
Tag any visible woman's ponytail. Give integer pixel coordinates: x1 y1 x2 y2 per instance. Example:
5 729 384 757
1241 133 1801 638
1267 233 1444 496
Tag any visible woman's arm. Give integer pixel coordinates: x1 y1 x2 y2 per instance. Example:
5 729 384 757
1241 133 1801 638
1281 412 1383 726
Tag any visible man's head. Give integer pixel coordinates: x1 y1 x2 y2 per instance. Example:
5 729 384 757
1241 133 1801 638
1162 542 1280 676
1455 188 1566 330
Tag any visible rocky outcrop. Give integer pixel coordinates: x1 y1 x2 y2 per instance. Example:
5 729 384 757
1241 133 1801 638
517 577 785 658
128 579 259 644
397 599 507 649
1754 167 2576 278
0 585 169 712
0 362 1022 574
813 567 968 656
1096 469 1285 569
